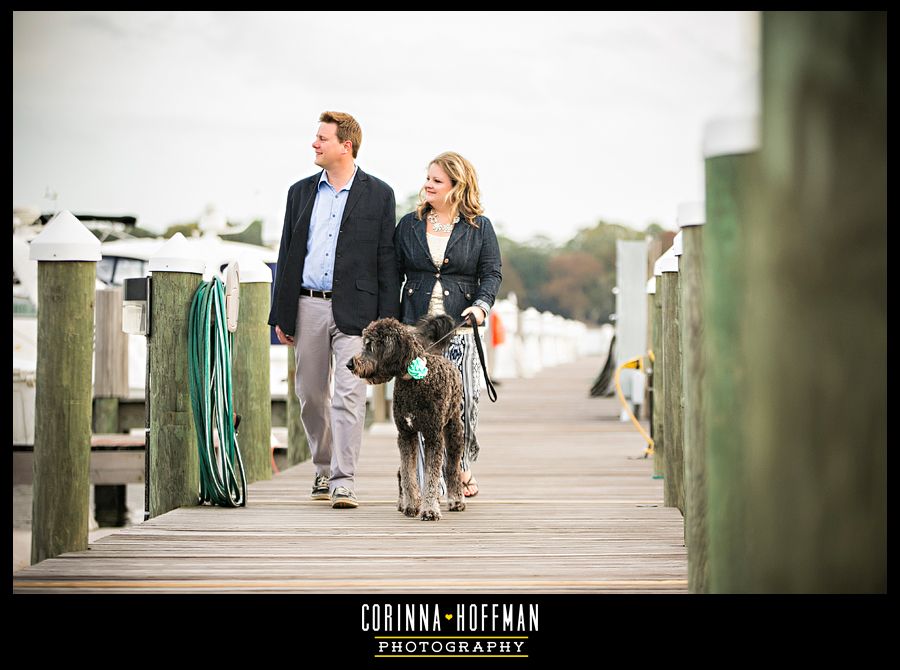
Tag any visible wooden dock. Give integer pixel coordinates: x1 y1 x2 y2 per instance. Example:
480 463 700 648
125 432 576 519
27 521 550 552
13 356 687 593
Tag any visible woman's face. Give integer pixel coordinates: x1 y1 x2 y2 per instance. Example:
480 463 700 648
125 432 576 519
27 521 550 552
423 162 453 210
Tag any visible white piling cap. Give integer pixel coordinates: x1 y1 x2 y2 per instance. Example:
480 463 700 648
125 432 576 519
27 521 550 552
646 276 656 295
238 257 273 284
703 116 760 158
148 232 206 274
678 201 706 228
654 247 679 275
520 307 541 324
29 210 101 261
673 231 684 257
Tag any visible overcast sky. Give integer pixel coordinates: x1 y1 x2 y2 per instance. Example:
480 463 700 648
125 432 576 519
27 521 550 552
13 11 759 244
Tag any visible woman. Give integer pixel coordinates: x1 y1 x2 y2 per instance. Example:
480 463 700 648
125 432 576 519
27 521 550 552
394 151 502 497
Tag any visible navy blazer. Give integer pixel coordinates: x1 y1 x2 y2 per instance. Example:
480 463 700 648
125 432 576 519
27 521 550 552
394 212 502 326
268 167 400 336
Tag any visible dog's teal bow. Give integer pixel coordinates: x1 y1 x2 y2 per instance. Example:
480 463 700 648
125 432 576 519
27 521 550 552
407 356 428 380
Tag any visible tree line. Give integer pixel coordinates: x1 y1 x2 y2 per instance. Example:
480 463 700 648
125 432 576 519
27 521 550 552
496 221 674 325
395 192 673 325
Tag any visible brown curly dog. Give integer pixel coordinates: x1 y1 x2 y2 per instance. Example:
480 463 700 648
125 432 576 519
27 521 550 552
347 315 465 520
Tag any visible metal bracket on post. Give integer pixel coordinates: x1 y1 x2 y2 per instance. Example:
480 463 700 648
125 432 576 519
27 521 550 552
225 262 240 333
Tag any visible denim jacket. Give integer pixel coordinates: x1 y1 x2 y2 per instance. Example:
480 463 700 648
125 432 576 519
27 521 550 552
393 212 502 326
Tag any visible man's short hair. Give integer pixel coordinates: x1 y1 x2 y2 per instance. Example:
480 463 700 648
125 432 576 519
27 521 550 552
320 111 362 158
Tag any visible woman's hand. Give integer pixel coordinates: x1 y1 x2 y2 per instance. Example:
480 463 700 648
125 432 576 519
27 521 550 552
460 305 486 326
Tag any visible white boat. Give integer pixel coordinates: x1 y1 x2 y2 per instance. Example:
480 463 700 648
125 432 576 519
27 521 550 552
13 211 289 447
97 233 278 287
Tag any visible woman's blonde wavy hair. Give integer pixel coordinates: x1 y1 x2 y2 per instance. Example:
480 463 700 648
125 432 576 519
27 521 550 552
416 151 483 228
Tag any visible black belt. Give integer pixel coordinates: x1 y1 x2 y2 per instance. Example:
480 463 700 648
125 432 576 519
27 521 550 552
300 288 332 300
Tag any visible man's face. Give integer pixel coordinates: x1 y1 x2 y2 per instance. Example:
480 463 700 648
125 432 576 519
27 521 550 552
312 122 348 170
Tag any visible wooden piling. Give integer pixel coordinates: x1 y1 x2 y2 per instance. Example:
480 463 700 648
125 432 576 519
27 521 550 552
660 268 684 513
29 210 100 564
232 276 272 483
645 277 657 457
679 205 709 593
93 399 119 435
31 261 96 563
149 270 201 517
740 11 886 592
372 384 388 423
93 287 129 526
703 121 758 592
650 279 665 479
94 287 129 401
286 346 310 465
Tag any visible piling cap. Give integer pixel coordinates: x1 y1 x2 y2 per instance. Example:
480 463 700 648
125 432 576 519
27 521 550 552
238 257 273 284
703 116 760 158
148 233 207 274
520 307 541 325
646 276 656 295
654 247 679 275
29 210 101 261
677 201 705 228
673 231 684 257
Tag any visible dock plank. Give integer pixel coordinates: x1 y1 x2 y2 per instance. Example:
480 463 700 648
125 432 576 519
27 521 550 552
13 355 687 593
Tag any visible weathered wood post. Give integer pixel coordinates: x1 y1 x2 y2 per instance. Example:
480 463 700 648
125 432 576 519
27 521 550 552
678 201 709 593
29 211 100 564
671 232 686 515
703 117 759 592
650 251 672 480
645 276 657 454
658 246 683 511
231 259 273 483
286 347 310 465
372 384 389 424
644 243 661 417
93 287 130 526
741 11 886 591
148 234 203 517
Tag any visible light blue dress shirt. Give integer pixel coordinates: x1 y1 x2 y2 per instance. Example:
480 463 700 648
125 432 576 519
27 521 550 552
302 166 357 291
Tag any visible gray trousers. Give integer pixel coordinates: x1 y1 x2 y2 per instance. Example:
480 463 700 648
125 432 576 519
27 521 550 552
294 296 366 492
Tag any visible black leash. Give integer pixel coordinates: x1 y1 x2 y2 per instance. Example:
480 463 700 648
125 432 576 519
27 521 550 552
422 313 498 402
422 320 468 352
466 313 498 403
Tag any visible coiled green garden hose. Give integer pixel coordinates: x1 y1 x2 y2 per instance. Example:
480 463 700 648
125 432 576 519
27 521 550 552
188 276 246 507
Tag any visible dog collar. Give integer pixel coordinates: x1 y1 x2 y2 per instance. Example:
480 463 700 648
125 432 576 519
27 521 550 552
407 356 428 380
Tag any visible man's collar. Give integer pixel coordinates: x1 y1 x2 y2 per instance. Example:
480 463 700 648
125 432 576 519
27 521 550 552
320 164 358 191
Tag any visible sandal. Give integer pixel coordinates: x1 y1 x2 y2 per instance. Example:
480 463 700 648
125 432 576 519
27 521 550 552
462 473 479 498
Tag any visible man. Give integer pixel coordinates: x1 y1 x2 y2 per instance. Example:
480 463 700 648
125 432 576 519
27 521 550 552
269 111 400 509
